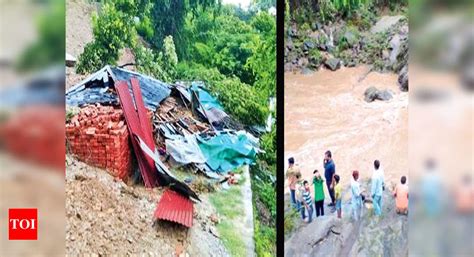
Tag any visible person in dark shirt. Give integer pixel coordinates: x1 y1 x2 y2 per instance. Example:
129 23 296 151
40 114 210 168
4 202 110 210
324 150 336 206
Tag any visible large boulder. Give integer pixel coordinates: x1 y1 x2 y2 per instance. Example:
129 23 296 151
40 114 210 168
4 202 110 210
364 87 393 102
324 58 341 71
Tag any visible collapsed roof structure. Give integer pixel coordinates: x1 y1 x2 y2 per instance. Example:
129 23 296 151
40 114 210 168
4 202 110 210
66 66 260 227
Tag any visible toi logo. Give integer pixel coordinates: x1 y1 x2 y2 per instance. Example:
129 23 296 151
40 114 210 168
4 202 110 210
8 208 37 240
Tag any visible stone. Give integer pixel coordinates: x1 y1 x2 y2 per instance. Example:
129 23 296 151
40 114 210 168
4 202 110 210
343 31 358 46
389 34 401 66
303 41 315 50
301 67 314 75
298 57 309 67
324 58 341 71
371 15 405 34
312 22 322 31
364 87 393 102
286 39 294 50
66 53 77 67
398 65 408 92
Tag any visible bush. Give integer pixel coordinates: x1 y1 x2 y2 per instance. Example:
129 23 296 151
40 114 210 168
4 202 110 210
133 35 178 83
76 2 137 74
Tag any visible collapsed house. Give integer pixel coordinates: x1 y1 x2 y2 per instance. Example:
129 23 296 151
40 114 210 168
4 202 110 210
65 66 260 227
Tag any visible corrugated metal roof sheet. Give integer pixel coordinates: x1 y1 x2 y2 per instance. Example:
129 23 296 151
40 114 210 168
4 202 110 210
154 189 194 228
116 80 159 188
66 65 170 110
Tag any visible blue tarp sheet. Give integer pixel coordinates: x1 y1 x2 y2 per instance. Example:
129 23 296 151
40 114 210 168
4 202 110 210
190 82 224 112
66 66 170 110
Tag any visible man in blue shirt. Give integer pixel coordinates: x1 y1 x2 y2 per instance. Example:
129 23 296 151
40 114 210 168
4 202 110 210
324 150 336 207
371 160 385 216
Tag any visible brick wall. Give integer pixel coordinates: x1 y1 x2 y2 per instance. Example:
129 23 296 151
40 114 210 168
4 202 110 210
66 105 132 180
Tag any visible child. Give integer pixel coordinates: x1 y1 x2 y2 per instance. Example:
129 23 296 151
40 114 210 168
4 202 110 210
334 174 342 218
393 176 409 215
351 170 363 221
302 180 314 223
312 170 325 217
295 176 306 220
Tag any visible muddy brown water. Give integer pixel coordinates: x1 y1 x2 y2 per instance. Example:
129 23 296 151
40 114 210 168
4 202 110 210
284 66 408 191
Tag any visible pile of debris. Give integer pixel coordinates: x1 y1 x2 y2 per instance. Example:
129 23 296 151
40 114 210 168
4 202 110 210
66 105 132 180
65 66 260 228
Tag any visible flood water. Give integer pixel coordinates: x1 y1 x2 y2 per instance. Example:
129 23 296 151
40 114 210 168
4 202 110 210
284 66 408 190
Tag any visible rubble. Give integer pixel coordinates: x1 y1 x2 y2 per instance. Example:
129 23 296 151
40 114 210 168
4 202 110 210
66 156 230 256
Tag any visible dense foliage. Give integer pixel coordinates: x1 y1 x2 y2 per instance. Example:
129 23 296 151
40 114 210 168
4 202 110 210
288 0 405 23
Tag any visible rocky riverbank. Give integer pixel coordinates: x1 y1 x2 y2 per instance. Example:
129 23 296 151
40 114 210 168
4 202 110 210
285 13 408 92
285 180 408 257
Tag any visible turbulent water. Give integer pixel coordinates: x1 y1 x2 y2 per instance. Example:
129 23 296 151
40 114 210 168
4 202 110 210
284 66 408 189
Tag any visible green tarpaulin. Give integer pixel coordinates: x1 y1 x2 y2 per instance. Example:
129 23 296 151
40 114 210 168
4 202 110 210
196 131 259 173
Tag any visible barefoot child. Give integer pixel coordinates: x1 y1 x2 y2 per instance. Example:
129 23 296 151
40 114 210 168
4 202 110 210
393 176 409 215
312 170 325 217
334 175 342 218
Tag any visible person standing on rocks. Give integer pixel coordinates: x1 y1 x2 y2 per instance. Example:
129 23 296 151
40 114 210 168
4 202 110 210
371 160 385 216
296 176 306 220
312 169 325 217
334 175 342 218
302 180 315 223
286 157 301 209
324 150 336 207
351 170 363 220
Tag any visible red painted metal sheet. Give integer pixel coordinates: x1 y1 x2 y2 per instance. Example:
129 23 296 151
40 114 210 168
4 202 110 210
130 78 155 150
154 189 194 228
115 80 158 188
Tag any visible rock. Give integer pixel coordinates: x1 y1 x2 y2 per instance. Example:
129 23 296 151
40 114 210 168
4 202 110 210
286 39 294 50
371 15 405 34
209 214 219 224
318 44 328 51
398 65 408 92
301 67 314 75
389 34 401 66
298 57 309 67
324 58 341 71
309 56 322 68
364 87 393 102
343 31 358 46
303 41 315 50
66 53 77 67
289 27 298 38
312 22 322 31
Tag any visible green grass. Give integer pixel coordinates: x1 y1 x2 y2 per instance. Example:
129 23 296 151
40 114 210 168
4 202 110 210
209 186 246 256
